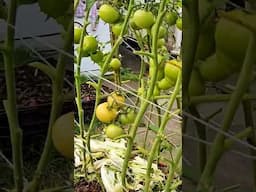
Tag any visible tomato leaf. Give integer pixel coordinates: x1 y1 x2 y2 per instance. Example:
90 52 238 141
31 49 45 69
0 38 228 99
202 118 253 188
148 124 160 133
85 0 96 11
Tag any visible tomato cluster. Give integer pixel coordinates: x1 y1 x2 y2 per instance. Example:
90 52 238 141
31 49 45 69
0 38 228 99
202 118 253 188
95 91 135 139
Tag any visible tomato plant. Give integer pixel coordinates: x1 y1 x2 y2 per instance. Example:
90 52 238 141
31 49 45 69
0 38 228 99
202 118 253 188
74 1 182 192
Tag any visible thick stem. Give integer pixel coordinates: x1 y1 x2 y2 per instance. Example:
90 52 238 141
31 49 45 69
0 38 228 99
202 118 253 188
182 0 200 104
197 34 256 192
242 99 256 191
3 0 24 191
189 105 207 174
26 15 73 192
190 94 256 104
144 71 181 192
121 0 167 186
164 146 182 192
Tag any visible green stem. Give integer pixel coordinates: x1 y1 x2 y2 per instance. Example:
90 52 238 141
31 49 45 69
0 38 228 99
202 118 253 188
144 71 181 192
190 94 256 104
121 0 167 186
183 0 200 104
3 0 24 191
26 13 73 192
164 146 182 192
242 99 256 191
197 34 256 192
189 105 207 174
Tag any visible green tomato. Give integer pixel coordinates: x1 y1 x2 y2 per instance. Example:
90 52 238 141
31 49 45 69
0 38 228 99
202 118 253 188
133 10 155 29
129 17 141 30
198 53 233 82
165 12 178 25
126 109 136 123
157 38 165 48
74 27 82 44
105 124 124 139
164 62 180 81
112 23 123 36
158 77 174 90
83 36 98 54
151 25 167 38
215 10 255 71
176 18 182 30
188 70 205 96
119 114 130 125
90 51 104 64
110 58 121 70
99 4 120 24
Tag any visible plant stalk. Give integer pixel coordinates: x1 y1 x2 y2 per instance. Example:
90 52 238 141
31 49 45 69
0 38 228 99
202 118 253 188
197 34 256 191
3 0 24 191
26 14 73 192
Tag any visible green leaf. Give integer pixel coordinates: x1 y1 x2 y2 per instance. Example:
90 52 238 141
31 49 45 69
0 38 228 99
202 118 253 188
29 62 57 81
86 0 96 11
148 124 160 133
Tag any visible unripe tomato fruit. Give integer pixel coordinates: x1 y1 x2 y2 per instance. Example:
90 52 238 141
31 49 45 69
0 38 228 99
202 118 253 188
90 51 104 64
215 10 254 70
105 124 124 139
119 114 130 125
96 102 118 123
165 12 178 25
133 10 155 29
126 109 136 122
158 78 174 90
164 61 180 81
109 58 121 70
83 36 98 54
188 70 205 96
99 4 120 24
157 38 165 48
198 53 233 82
52 112 73 159
107 92 125 108
112 23 123 36
176 18 182 30
74 27 82 44
130 17 141 30
151 25 167 38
